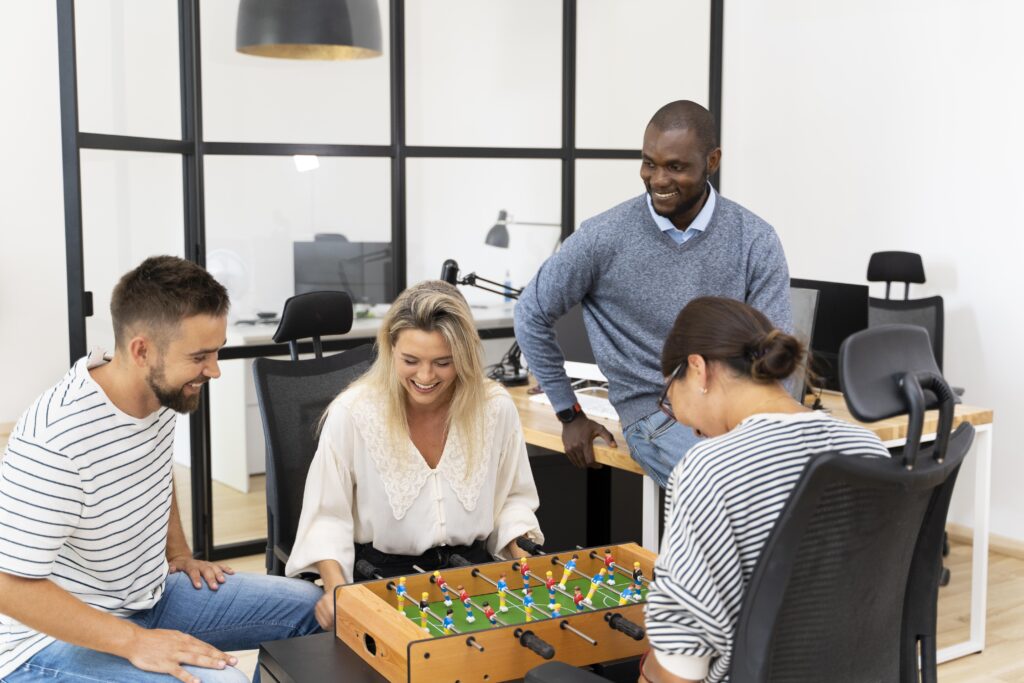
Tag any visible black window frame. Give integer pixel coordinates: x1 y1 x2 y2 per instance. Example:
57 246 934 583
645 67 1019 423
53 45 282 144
57 0 724 560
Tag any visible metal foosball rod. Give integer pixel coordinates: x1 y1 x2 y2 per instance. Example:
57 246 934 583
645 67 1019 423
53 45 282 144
560 620 598 646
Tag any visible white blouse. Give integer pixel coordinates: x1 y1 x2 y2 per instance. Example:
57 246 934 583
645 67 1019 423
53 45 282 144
286 382 543 583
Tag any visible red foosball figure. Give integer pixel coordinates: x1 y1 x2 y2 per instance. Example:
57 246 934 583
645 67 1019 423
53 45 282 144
434 570 453 606
482 601 498 626
603 549 616 584
545 570 558 609
458 585 475 623
519 559 531 592
573 586 586 611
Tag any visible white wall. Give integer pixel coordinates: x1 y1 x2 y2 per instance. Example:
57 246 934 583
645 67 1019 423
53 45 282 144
0 2 69 424
722 0 1024 541
6 1 1020 541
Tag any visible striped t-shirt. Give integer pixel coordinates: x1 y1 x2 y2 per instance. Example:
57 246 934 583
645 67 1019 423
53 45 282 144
0 351 176 677
645 411 890 682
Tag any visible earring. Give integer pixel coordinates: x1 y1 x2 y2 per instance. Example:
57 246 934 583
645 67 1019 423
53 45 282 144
700 387 707 395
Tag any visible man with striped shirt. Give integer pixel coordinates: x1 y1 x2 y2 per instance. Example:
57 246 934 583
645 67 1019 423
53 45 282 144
0 256 320 683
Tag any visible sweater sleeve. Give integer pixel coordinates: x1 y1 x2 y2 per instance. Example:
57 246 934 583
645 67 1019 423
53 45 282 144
487 395 544 558
285 403 358 583
514 228 598 413
644 457 739 671
744 226 793 335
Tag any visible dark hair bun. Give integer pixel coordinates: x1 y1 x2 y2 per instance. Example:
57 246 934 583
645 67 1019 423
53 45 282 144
749 329 803 381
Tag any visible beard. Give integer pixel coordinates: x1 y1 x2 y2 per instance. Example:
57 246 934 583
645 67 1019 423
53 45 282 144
650 169 710 222
147 361 204 414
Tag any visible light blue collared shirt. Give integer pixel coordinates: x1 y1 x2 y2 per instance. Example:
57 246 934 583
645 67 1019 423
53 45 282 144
646 183 717 245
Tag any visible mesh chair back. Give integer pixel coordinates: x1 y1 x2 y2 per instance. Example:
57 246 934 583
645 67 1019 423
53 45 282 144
868 296 944 371
253 344 374 574
729 324 972 682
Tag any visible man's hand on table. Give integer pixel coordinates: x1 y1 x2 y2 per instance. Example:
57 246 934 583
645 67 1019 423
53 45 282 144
562 416 618 468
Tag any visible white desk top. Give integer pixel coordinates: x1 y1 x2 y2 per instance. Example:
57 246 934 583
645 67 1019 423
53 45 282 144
226 304 516 347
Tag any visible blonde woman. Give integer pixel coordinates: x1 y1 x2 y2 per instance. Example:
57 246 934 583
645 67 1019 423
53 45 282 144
286 281 543 629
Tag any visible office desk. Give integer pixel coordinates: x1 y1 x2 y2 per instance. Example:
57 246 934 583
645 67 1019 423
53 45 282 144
508 385 995 664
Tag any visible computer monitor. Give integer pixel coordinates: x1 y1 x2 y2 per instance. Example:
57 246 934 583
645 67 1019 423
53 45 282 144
554 304 596 364
788 286 819 402
789 278 869 391
293 239 393 305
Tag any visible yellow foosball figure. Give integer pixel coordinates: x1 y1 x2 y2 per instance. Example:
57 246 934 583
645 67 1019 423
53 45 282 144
395 576 408 612
583 568 607 605
558 553 579 589
418 592 430 631
523 589 535 622
497 573 510 613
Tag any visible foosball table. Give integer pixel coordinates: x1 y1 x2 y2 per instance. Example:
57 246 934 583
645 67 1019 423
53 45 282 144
334 542 657 682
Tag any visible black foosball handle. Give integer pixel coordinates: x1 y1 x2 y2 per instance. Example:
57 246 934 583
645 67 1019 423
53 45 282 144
514 628 555 660
605 612 645 641
449 554 472 567
355 559 384 581
515 537 544 555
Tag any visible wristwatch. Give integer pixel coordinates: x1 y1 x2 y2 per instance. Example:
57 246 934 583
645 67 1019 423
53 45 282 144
556 402 584 424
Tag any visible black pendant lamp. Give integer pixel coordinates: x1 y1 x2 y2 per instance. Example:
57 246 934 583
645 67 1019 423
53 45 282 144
237 0 383 60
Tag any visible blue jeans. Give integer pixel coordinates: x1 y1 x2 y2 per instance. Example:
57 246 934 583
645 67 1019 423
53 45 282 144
2 572 322 683
624 412 701 487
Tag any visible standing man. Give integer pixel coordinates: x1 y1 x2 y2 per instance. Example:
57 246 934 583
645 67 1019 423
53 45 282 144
0 256 321 683
515 100 792 486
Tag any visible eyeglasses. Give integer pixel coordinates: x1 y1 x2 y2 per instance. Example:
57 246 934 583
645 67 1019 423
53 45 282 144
658 363 683 421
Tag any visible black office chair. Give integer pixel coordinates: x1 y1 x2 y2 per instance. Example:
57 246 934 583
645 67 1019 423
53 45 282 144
866 251 946 372
527 324 973 683
252 291 375 575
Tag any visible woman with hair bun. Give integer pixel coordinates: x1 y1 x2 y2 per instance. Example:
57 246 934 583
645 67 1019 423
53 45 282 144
641 297 888 683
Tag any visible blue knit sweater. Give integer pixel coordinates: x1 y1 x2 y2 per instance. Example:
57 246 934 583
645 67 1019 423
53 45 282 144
514 193 792 429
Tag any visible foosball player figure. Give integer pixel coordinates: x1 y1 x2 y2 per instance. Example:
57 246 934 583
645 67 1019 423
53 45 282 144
632 561 644 587
603 548 616 584
418 592 430 631
558 553 578 589
545 570 558 609
458 585 476 623
573 586 586 611
395 576 408 613
442 608 455 633
520 558 531 592
584 568 607 605
434 570 453 607
482 601 498 626
497 573 510 612
523 588 535 622
618 582 638 605
551 602 562 617
629 581 642 602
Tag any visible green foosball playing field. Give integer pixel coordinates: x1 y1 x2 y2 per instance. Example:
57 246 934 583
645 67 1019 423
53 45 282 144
399 569 648 637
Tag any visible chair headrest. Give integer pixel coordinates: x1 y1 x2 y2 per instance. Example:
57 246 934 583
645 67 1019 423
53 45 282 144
839 324 941 421
866 251 925 284
273 291 354 344
840 324 956 468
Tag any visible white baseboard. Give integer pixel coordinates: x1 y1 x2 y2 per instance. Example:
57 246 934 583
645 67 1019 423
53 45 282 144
947 522 1024 560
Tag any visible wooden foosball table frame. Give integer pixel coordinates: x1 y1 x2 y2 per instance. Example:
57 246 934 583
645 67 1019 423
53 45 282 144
334 542 656 682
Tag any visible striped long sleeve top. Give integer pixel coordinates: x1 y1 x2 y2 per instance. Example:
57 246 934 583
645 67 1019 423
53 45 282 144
0 352 175 678
645 411 890 682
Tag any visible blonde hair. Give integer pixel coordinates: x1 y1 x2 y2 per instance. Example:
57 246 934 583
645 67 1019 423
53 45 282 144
336 280 489 460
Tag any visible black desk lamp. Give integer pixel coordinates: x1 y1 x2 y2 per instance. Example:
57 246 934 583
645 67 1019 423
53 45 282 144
440 259 528 386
